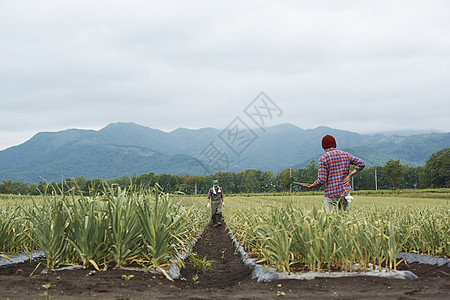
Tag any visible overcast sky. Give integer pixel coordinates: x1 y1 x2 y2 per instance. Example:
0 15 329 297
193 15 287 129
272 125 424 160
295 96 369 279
1 0 449 150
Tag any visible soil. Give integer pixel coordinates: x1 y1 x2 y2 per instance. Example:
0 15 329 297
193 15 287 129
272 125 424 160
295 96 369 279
0 220 449 299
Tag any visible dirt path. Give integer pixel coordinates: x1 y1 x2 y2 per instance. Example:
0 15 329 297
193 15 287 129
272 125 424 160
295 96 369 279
175 220 253 289
0 219 449 299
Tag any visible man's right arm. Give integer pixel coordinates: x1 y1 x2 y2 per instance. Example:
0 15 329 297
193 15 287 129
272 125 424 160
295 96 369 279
301 159 327 189
313 159 328 187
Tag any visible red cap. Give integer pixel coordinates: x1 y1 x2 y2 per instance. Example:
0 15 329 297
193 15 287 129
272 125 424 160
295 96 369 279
322 135 336 149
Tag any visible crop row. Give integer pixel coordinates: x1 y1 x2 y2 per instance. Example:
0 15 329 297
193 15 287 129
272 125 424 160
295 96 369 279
226 196 449 273
0 186 207 278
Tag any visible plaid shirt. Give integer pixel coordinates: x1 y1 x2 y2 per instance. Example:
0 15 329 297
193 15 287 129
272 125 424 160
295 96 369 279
313 148 365 198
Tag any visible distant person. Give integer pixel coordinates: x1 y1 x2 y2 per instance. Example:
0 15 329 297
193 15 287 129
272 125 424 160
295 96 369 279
207 180 225 227
301 135 365 212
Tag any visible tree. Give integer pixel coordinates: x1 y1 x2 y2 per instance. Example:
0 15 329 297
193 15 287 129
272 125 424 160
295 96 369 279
241 169 261 193
73 176 88 193
419 148 450 188
153 174 181 193
383 159 405 188
403 166 420 189
260 171 276 192
302 160 318 184
352 166 376 190
135 172 156 188
276 168 294 192
12 181 29 195
29 183 39 195
179 175 202 194
1 180 13 194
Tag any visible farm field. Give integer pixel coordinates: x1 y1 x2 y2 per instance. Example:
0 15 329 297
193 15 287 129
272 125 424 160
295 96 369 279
0 190 449 299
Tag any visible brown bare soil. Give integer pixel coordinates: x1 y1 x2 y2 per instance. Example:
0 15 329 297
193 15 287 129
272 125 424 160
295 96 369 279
1 221 449 299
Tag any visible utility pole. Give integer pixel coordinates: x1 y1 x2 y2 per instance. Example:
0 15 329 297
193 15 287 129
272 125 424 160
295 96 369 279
62 175 64 196
194 182 197 195
375 168 378 190
289 168 292 194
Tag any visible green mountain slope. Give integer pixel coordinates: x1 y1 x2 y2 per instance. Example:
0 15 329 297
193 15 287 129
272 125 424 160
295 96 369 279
0 122 448 183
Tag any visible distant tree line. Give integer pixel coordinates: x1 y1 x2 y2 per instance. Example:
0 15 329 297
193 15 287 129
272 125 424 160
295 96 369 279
0 148 448 195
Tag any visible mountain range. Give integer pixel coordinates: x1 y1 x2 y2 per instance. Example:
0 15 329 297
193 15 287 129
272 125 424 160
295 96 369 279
0 122 448 183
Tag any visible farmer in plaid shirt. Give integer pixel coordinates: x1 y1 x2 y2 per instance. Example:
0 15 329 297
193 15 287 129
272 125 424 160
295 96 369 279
301 135 365 212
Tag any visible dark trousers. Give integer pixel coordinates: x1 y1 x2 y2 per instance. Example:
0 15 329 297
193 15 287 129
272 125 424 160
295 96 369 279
212 213 222 225
337 196 349 211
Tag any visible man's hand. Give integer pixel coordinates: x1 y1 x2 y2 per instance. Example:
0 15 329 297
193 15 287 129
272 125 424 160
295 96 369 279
207 202 210 208
343 169 359 186
222 202 225 207
300 183 315 189
343 175 351 186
